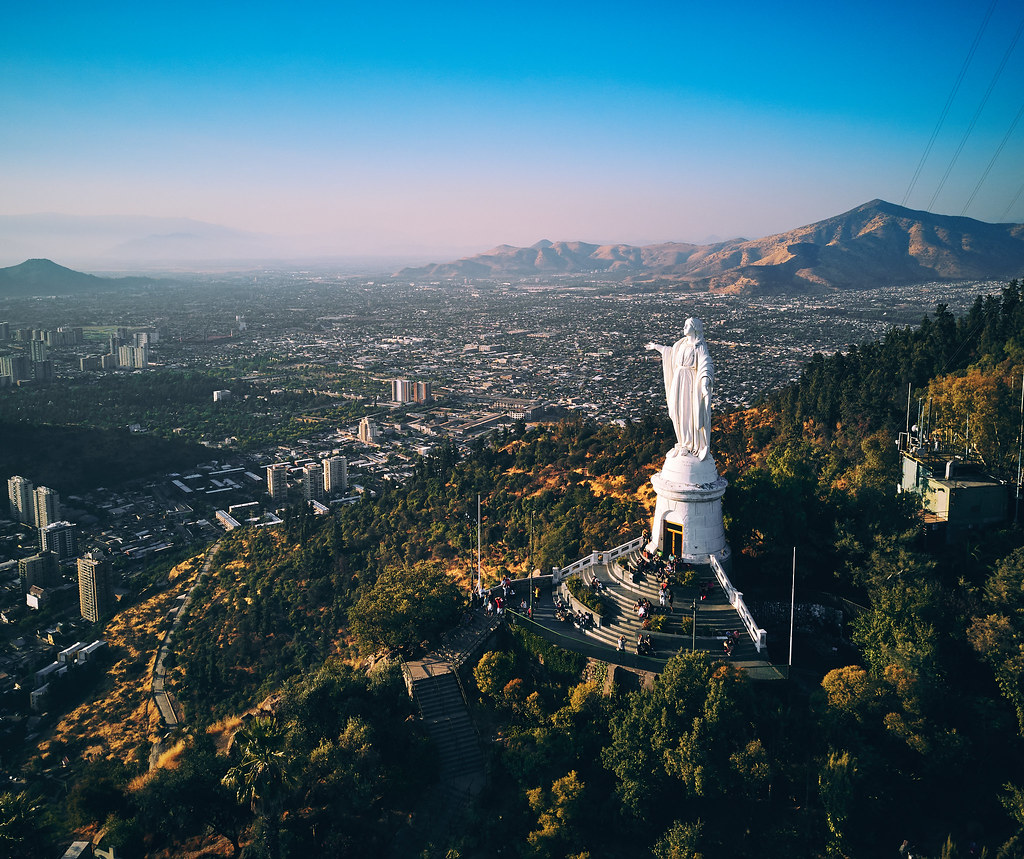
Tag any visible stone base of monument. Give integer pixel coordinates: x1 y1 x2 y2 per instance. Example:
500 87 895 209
646 447 731 567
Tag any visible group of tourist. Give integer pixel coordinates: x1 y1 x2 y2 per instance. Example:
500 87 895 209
554 595 595 630
615 632 655 656
659 580 675 610
636 632 655 656
722 629 741 656
634 597 653 620
631 548 692 588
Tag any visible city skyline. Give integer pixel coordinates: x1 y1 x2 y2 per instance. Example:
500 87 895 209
2 1 1023 261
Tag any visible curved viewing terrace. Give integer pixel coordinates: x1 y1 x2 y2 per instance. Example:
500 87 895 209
484 537 786 681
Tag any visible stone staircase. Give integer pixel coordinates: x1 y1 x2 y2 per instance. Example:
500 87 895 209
541 551 760 664
407 660 485 779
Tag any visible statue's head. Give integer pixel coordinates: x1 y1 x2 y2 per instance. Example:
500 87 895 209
684 317 704 340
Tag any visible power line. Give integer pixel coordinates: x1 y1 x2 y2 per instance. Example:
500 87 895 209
901 0 997 207
998 179 1024 222
926 13 1024 213
961 99 1024 216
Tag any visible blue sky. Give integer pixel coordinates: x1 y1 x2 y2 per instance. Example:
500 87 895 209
2 0 1022 257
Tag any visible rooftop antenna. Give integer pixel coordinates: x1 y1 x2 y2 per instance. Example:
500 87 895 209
905 383 913 438
477 494 482 593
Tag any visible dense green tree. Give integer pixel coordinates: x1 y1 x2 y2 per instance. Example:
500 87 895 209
349 560 465 653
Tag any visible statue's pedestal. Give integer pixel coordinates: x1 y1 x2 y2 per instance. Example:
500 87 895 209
647 448 730 566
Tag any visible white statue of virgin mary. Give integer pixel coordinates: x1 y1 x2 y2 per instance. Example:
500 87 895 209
645 317 713 460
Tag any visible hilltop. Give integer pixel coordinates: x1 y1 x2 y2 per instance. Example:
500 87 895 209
0 258 161 296
399 200 1024 292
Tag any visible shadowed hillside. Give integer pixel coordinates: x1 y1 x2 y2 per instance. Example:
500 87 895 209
0 258 160 296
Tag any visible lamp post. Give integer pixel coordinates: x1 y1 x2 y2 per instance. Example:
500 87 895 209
691 598 697 651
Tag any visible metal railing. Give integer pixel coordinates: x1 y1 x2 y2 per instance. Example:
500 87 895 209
710 554 768 653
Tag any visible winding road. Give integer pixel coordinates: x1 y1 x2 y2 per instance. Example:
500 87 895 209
151 538 222 728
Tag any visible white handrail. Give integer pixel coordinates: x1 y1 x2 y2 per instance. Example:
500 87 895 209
552 536 645 584
710 555 768 652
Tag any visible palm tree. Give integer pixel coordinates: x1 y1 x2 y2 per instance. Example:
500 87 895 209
222 716 293 859
0 791 43 859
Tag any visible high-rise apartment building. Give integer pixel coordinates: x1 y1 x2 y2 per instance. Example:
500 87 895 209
33 486 60 531
0 354 30 382
302 463 326 503
267 463 288 501
391 378 413 403
323 456 348 496
30 340 48 362
8 475 34 524
19 551 59 594
117 344 149 369
40 520 77 559
78 552 113 623
414 381 433 404
55 326 83 346
0 322 9 340
358 417 379 444
33 360 55 383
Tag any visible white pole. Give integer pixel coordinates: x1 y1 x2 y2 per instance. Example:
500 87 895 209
789 547 796 668
1017 370 1024 525
477 494 482 592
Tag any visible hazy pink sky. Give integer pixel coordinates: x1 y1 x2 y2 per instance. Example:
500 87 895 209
2 0 1023 258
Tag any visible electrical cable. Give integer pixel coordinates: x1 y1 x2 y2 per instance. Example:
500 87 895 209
901 0 997 207
960 99 1024 215
998 179 1024 222
926 13 1024 212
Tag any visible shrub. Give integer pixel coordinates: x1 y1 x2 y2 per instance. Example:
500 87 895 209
643 614 667 632
566 577 608 617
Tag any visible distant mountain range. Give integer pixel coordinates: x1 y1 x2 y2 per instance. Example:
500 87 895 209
0 258 161 296
0 213 277 267
399 200 1024 292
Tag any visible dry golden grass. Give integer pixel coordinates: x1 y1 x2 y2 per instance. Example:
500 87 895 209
34 553 206 769
207 715 243 754
154 739 187 770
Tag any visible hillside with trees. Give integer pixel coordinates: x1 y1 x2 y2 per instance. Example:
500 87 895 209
4 281 1024 857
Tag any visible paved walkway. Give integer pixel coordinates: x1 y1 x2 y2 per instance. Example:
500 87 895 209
151 538 222 730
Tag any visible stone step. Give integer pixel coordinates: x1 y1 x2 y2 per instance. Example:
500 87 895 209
537 558 766 663
425 716 484 777
410 668 485 779
530 596 760 662
567 570 739 639
414 682 464 718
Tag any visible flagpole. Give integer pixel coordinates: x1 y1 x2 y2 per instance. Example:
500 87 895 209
477 494 482 592
1017 370 1024 525
789 547 796 670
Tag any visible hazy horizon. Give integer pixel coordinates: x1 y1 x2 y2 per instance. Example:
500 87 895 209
2 1 1023 265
